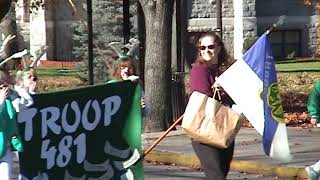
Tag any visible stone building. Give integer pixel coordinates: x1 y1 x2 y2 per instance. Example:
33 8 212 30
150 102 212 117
12 0 320 61
14 0 81 61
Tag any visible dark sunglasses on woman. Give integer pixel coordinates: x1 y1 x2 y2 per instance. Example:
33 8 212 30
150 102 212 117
199 44 215 50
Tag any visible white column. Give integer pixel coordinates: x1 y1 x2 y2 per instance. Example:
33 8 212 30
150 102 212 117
30 8 47 60
233 0 244 60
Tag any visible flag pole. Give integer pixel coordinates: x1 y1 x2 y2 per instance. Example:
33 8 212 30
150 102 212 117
266 15 287 35
266 27 274 35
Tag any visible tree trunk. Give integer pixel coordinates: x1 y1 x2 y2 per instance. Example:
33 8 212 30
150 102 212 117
22 0 30 22
0 2 19 69
0 0 12 22
139 0 174 132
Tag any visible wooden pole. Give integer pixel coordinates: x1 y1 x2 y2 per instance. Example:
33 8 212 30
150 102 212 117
141 114 184 159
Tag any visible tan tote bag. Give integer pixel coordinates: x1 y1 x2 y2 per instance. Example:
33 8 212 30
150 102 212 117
182 90 244 148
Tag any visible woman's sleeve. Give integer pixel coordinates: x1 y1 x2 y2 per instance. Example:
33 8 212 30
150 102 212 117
307 81 320 121
189 65 213 97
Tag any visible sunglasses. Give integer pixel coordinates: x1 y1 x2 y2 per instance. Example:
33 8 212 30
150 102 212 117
199 44 215 50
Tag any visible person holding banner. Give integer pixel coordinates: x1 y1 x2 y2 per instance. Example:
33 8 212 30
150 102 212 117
109 56 146 110
0 69 23 180
12 67 38 113
110 55 139 82
188 32 235 180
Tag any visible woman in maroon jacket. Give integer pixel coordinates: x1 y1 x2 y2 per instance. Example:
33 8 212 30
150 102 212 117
189 32 235 180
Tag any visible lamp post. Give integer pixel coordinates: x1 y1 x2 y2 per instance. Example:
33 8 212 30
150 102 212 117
123 0 130 44
216 0 222 38
87 0 94 85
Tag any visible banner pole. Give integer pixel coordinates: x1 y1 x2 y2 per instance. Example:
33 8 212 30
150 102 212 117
141 114 184 159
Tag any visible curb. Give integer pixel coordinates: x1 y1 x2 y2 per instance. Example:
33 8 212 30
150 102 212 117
142 129 186 139
144 150 308 179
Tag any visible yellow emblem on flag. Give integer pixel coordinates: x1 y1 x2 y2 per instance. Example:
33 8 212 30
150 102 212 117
267 83 285 123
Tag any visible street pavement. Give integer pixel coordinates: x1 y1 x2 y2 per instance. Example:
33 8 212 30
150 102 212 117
144 163 294 180
143 126 320 179
11 160 296 180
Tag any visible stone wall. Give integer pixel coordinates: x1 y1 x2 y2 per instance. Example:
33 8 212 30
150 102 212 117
187 0 235 59
28 1 77 60
20 0 82 60
190 0 234 18
308 15 320 57
45 0 80 60
243 0 255 17
243 0 257 38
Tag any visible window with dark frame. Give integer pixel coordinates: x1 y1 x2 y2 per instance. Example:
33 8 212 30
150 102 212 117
268 29 301 60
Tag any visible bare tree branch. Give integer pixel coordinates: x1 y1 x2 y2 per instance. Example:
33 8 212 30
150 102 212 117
0 34 15 54
0 49 28 67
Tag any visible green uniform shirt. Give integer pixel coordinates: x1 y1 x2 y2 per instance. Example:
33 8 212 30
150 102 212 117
0 99 23 158
307 81 320 128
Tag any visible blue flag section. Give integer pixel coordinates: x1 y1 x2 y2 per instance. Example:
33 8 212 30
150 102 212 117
243 32 285 156
217 32 291 161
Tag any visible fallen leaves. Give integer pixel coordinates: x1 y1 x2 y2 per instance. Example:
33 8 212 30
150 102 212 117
38 76 86 93
241 72 319 128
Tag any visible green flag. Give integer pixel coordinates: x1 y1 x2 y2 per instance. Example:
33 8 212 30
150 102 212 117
17 81 143 179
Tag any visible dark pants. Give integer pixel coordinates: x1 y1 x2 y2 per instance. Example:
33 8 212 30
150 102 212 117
192 140 235 180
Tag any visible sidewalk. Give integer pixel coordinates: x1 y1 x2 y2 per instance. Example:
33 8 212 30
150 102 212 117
142 126 320 179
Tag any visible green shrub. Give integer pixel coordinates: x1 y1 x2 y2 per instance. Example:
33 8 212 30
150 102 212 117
242 36 259 53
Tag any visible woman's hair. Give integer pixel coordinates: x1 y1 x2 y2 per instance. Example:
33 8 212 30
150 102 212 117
194 32 235 73
112 59 136 80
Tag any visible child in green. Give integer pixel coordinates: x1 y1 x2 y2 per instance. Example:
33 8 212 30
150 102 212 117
305 81 320 180
307 81 320 128
0 69 23 180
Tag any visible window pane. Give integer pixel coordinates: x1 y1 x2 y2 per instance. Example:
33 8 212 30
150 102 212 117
269 32 282 43
271 44 283 59
285 31 300 43
285 44 300 57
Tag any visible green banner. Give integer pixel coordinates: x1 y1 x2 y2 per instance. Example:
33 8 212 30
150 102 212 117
17 81 143 180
